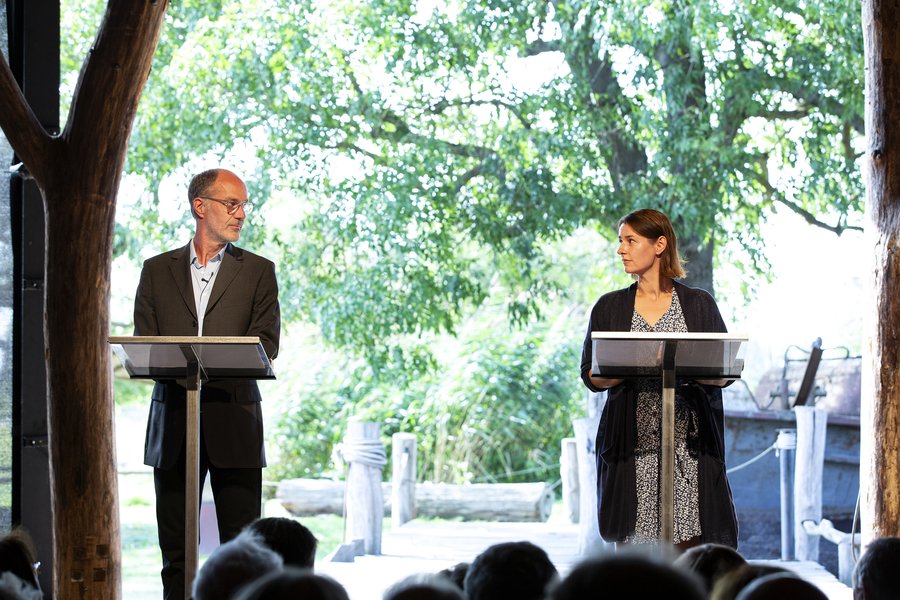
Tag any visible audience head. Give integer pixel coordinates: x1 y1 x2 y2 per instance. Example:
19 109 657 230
464 541 558 600
674 542 747 593
436 562 468 592
735 572 827 600
853 536 900 600
0 573 43 600
551 550 705 600
0 528 40 591
192 531 283 600
383 573 465 600
245 516 318 570
710 563 791 600
234 567 349 600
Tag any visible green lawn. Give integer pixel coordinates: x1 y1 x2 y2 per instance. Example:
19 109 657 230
119 472 367 598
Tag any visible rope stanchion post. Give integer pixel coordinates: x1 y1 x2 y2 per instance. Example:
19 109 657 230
341 418 387 555
775 428 797 560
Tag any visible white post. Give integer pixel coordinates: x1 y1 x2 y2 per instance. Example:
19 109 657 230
560 437 579 523
344 419 386 555
793 405 828 561
573 416 606 555
391 432 417 528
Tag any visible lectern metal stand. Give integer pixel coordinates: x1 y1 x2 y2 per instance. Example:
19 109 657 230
591 331 746 545
109 336 274 599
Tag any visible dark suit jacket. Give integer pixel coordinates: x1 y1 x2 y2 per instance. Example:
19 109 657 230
134 242 280 470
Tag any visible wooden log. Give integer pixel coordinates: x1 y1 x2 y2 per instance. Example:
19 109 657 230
277 480 554 522
560 437 579 523
414 482 554 522
794 406 827 562
276 479 347 516
391 433 417 527
343 419 386 555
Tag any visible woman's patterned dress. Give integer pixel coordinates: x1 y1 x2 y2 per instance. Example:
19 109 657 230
628 289 701 544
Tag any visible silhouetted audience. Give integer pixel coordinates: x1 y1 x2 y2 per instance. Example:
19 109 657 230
852 536 900 600
0 573 42 600
187 526 851 600
436 562 468 592
463 541 558 600
383 573 465 600
245 516 318 570
735 571 828 599
234 567 349 600
710 563 792 600
551 551 705 600
0 528 41 598
674 542 747 594
192 531 283 600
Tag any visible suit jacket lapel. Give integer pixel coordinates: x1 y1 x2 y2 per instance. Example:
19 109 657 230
167 243 196 319
206 243 243 315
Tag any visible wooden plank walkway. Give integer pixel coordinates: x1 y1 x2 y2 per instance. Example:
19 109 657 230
315 520 853 600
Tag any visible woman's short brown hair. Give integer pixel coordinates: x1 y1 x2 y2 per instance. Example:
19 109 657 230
618 208 687 279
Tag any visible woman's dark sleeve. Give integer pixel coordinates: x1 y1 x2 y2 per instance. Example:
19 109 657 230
581 312 605 392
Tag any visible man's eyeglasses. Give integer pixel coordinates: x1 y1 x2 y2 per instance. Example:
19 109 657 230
200 196 253 215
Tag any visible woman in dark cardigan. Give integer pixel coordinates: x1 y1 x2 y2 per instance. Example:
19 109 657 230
580 208 738 550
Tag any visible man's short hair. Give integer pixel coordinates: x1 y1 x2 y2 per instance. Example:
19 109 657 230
234 567 349 600
191 532 282 600
464 541 558 600
187 169 223 218
552 552 705 600
245 517 318 570
853 536 900 600
384 573 465 600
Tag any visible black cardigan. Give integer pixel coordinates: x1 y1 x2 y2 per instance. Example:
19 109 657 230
579 281 738 547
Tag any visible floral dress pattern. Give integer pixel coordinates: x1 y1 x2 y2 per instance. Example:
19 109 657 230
628 289 702 544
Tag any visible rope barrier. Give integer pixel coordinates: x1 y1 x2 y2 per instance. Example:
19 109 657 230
726 442 777 474
332 438 387 470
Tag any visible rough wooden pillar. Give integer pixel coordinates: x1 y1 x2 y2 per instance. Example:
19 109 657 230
344 419 386 554
862 0 900 543
391 432 417 528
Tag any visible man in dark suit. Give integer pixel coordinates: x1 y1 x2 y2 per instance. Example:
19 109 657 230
133 168 280 599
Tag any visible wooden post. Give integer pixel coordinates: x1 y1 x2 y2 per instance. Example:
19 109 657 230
560 437 579 523
343 419 386 555
793 405 827 561
573 416 606 555
862 0 900 544
391 433 417 528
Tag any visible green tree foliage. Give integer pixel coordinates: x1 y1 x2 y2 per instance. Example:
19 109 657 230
109 0 864 353
267 304 585 483
61 0 864 481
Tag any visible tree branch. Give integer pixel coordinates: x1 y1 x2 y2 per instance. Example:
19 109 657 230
63 2 169 187
0 53 54 182
742 165 863 234
429 97 532 129
338 54 506 183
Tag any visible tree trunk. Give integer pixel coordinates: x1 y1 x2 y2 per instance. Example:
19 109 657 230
861 0 900 543
0 3 169 597
680 234 715 296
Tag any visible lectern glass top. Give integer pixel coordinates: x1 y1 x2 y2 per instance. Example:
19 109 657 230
109 336 275 379
590 332 748 379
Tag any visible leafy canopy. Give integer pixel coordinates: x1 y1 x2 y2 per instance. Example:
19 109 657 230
98 0 865 357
